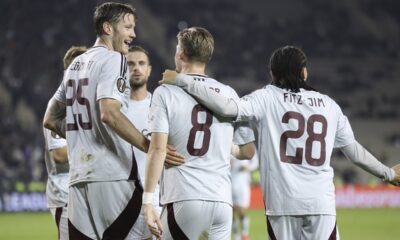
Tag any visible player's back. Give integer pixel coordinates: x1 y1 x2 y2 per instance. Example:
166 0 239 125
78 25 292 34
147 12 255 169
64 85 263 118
246 85 354 215
60 46 132 185
150 75 237 205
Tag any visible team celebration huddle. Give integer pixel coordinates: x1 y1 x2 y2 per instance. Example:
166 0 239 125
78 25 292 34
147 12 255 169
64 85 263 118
42 2 400 240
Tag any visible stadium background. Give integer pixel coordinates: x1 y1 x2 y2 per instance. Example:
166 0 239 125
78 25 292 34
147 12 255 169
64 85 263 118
0 0 400 239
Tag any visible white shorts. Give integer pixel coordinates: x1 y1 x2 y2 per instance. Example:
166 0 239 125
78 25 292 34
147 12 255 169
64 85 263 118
267 215 339 240
50 205 68 240
160 200 232 240
232 181 250 208
68 180 148 240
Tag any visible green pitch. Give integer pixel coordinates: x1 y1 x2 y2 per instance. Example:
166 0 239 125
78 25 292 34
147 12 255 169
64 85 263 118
1 208 399 239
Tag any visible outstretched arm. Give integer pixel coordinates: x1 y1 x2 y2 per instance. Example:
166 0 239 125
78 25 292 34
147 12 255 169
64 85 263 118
340 141 400 186
160 70 239 118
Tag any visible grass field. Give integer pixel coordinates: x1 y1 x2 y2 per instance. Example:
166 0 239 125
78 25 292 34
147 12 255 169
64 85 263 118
1 208 399 239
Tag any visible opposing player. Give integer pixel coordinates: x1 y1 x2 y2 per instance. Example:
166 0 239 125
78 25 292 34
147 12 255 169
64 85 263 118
143 27 255 239
43 46 86 240
160 45 400 239
124 45 163 239
231 151 258 240
43 2 183 239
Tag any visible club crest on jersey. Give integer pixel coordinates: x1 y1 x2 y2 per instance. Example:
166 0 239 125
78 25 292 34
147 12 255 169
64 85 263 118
116 77 127 93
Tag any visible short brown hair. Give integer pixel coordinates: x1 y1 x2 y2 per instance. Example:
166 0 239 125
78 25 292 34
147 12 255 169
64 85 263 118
177 27 214 64
94 2 137 37
63 46 87 70
128 45 151 65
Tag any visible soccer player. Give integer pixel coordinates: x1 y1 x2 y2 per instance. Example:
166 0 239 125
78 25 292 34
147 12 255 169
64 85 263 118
124 45 163 239
231 151 258 240
159 45 400 239
142 27 255 239
43 2 183 239
44 46 86 240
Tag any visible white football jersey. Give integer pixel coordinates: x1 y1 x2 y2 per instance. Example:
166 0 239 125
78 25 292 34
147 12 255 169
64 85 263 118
124 92 160 206
43 128 69 208
149 75 254 206
53 46 134 185
237 85 355 215
231 151 259 186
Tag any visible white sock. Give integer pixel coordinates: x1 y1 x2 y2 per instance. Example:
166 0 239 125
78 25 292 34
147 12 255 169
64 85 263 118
241 216 250 236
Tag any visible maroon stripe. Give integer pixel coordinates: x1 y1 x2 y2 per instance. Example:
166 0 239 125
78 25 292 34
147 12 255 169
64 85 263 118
128 147 139 181
55 207 63 240
68 219 93 240
167 203 189 240
102 181 143 240
266 216 277 240
328 222 337 240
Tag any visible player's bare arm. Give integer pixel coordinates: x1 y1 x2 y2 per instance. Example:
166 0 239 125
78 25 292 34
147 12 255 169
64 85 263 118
43 98 67 138
100 98 150 152
160 70 239 118
231 142 256 160
51 146 68 163
143 132 168 238
100 98 184 163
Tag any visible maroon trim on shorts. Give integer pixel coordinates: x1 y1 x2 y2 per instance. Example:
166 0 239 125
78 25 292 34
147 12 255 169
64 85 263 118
328 222 337 240
267 216 277 240
102 181 143 240
68 219 93 240
55 207 63 240
167 203 189 240
128 147 139 181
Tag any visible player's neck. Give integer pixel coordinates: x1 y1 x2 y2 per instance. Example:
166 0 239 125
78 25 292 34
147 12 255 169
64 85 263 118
94 37 113 51
179 63 206 75
130 85 148 101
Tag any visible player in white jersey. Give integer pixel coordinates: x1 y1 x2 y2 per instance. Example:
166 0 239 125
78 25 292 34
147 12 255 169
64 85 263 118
231 151 258 240
160 45 400 240
43 3 183 239
43 45 87 240
124 45 164 239
142 27 256 239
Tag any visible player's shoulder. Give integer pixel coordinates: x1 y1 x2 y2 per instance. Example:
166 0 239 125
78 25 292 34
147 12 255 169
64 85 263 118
153 84 182 96
204 76 239 98
88 46 125 64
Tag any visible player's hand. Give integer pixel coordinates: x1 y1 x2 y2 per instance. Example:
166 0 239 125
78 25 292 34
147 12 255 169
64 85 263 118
165 145 185 168
389 164 400 186
239 165 251 172
143 203 163 239
159 69 178 85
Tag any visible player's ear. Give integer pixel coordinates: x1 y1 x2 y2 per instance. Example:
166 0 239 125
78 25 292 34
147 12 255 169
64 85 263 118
301 67 308 81
102 21 113 36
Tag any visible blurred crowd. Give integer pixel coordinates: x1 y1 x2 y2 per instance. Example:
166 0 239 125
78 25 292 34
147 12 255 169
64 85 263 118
0 0 399 191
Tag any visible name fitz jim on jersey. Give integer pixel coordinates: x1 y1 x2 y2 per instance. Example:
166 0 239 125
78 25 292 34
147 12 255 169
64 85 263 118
53 46 136 185
149 75 255 206
237 85 355 216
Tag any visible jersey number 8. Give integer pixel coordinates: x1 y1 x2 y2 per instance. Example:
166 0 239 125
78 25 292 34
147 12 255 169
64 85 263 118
187 104 213 156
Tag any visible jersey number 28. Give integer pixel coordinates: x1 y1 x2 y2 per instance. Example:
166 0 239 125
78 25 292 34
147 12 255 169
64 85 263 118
279 111 327 166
